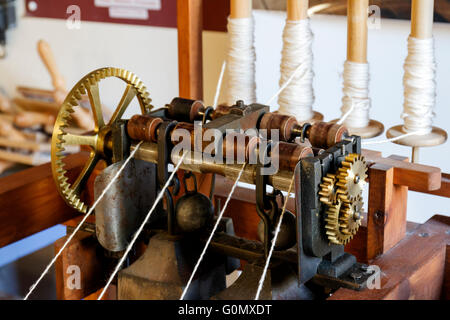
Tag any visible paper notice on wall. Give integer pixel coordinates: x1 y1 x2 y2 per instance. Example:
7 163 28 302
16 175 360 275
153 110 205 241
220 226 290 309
108 7 149 20
95 0 161 19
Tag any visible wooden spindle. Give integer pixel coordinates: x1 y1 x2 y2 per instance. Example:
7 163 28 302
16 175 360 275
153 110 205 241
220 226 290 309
411 0 434 39
230 0 252 19
287 0 308 21
347 0 368 63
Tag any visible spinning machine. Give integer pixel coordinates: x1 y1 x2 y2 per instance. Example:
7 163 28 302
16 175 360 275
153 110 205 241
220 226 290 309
2 0 449 300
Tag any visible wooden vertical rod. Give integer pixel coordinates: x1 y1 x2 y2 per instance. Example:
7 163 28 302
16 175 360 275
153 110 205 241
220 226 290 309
177 0 204 100
287 0 309 21
411 0 434 39
230 0 252 19
347 0 368 63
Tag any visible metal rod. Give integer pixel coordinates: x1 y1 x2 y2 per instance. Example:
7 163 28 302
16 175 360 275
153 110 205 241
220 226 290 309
131 142 295 192
412 147 420 163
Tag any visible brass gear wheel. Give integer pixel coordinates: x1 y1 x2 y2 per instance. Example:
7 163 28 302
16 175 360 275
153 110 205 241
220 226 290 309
324 199 353 245
336 154 368 201
339 194 363 237
51 67 153 213
319 173 337 205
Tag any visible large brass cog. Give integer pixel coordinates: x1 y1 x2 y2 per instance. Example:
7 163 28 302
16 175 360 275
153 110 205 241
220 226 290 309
336 153 368 201
51 67 153 213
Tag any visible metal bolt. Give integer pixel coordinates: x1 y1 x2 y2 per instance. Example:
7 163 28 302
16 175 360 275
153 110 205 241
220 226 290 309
418 232 429 238
350 272 362 280
359 265 369 272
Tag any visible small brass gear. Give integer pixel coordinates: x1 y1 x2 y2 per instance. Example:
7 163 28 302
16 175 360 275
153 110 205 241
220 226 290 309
324 199 353 245
51 67 153 213
336 153 368 201
319 173 337 205
339 194 363 237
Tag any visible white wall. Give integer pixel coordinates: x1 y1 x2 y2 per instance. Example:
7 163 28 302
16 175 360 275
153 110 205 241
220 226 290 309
0 3 448 223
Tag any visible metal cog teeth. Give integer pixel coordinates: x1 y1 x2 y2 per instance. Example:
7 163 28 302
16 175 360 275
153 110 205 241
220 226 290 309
51 67 153 213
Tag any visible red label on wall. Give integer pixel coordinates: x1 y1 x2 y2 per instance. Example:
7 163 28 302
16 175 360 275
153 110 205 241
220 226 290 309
25 0 177 28
25 0 229 31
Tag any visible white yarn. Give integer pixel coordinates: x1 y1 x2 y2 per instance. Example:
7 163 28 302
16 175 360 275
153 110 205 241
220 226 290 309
277 19 315 121
98 151 187 300
226 17 257 105
402 36 436 134
213 61 227 109
180 162 247 300
24 141 144 300
340 61 371 128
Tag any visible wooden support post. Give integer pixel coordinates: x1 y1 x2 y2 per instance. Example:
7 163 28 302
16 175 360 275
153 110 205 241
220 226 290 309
367 157 409 260
287 0 308 21
54 231 113 300
177 0 203 100
347 0 368 63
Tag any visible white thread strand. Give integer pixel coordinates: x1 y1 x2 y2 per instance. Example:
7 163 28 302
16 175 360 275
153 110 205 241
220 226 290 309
266 62 303 106
362 131 422 146
226 17 256 105
213 61 227 109
340 61 371 128
402 36 436 134
24 141 144 300
254 175 295 300
180 162 247 300
98 152 187 300
277 19 315 121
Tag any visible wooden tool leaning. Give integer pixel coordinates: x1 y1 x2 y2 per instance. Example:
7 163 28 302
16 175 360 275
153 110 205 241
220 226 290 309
0 40 95 173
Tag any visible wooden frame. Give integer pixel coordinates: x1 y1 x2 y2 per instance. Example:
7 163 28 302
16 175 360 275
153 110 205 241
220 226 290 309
0 0 448 300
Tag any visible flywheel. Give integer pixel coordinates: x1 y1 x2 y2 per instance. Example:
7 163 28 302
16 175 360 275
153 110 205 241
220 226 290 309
51 67 153 213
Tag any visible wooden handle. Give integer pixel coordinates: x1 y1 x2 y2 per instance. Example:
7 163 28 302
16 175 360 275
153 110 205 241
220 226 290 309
14 111 55 128
287 0 309 21
411 0 434 39
347 0 368 63
0 118 27 141
0 160 14 174
37 39 66 92
230 0 252 18
13 97 60 114
0 92 13 113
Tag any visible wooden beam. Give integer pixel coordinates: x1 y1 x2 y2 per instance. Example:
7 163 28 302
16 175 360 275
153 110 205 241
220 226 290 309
177 0 203 100
330 215 449 300
0 152 87 248
367 162 408 260
363 150 442 192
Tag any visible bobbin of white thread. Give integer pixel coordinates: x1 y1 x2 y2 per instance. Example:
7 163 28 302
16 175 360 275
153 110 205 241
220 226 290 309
225 15 256 105
386 0 447 163
331 61 384 138
277 16 322 123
